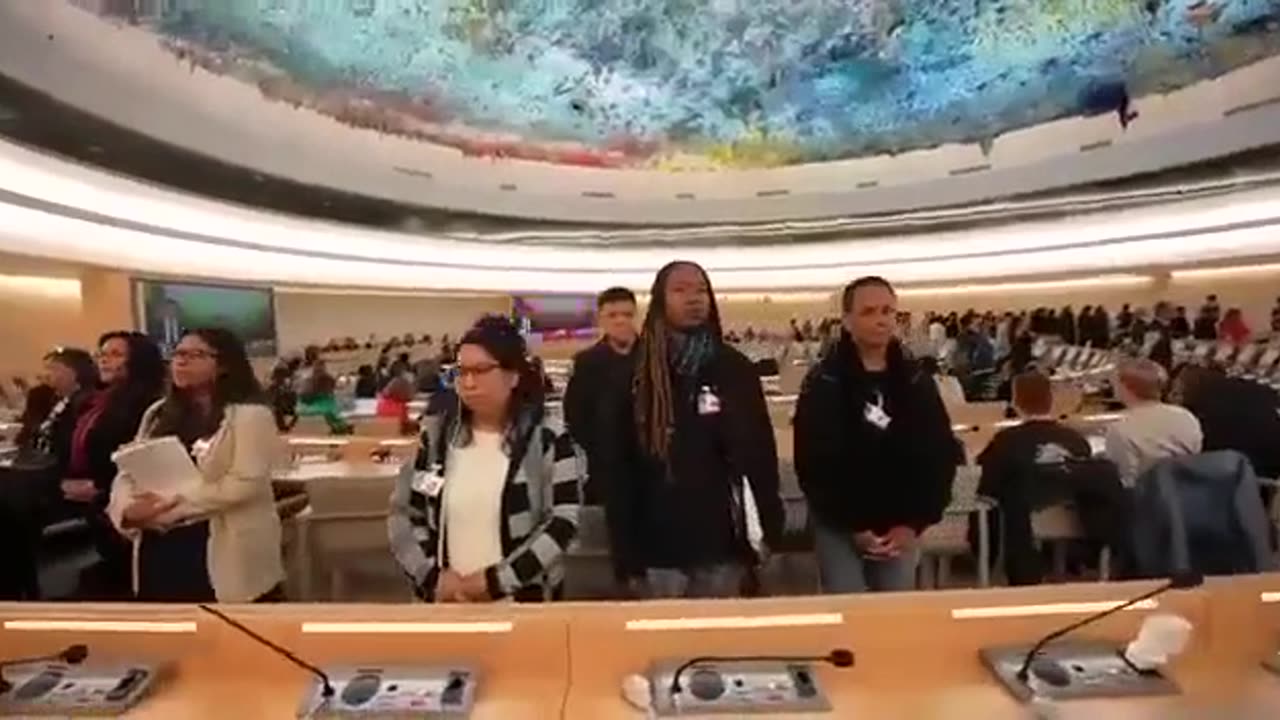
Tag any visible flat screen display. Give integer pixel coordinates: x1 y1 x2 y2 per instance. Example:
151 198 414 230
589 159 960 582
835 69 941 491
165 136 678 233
511 295 595 336
135 279 278 357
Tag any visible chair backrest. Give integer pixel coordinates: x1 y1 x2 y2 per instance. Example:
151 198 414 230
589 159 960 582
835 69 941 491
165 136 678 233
353 417 403 438
304 463 407 557
292 415 331 436
340 438 383 462
1030 504 1086 542
1051 383 1084 418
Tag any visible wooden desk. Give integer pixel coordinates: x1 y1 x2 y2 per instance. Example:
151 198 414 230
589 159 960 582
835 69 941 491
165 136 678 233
1 577 1277 718
564 578 1280 719
273 460 404 486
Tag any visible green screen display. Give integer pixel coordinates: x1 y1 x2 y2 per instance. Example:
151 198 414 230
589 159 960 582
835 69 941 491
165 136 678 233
136 279 277 357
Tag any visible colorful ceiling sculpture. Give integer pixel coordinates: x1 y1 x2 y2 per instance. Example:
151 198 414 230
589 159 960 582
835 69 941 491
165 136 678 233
111 0 1280 169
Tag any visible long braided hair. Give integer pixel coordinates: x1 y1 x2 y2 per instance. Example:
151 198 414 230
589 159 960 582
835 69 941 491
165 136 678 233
633 261 723 461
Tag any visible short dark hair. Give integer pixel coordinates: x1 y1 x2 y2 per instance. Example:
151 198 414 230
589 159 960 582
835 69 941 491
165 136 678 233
1012 371 1053 416
597 286 636 309
46 347 98 390
841 276 896 313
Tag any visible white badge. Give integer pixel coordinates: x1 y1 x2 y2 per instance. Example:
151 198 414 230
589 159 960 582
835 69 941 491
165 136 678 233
864 393 891 430
412 468 445 497
697 386 722 416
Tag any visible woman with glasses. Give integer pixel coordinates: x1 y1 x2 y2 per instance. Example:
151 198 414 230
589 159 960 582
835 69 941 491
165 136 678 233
389 316 580 603
63 332 165 599
108 328 285 602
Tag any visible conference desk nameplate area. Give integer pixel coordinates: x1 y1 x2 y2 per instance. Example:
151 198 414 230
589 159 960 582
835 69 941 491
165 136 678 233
1 577 1278 719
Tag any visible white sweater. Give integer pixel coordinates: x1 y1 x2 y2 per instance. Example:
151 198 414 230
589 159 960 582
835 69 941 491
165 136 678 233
1104 402 1204 488
109 402 285 602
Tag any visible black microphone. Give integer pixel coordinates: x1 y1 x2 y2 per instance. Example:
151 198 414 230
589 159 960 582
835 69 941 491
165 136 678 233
1015 571 1204 683
0 644 89 694
197 604 334 701
668 648 854 697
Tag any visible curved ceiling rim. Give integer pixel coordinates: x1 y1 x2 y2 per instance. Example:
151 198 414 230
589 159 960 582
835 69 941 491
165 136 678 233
5 187 1280 276
1 3 1279 225
6 198 1280 293
7 136 1280 274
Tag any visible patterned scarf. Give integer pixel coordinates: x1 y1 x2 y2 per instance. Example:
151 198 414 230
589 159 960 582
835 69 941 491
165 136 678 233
668 327 717 378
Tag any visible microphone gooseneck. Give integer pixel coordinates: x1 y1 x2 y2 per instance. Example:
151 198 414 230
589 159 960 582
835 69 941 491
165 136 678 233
197 604 334 699
668 648 854 697
0 644 90 694
1015 572 1203 683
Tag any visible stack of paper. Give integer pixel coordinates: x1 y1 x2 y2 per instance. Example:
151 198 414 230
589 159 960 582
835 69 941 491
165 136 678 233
111 437 206 525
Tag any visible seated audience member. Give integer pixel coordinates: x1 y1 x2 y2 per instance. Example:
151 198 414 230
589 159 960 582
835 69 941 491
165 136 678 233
24 349 97 462
109 328 285 603
266 365 298 432
376 375 418 434
1218 308 1252 345
353 364 379 399
795 277 955 593
1105 359 1202 488
296 366 351 434
13 383 57 451
975 372 1095 585
920 356 965 408
0 349 96 600
412 356 442 394
565 286 638 507
65 332 167 599
597 262 782 599
388 316 580 603
389 352 412 380
1173 365 1280 480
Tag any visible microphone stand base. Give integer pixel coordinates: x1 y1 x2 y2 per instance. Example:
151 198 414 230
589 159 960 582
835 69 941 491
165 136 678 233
296 664 476 718
980 641 1181 702
0 661 165 716
646 659 832 716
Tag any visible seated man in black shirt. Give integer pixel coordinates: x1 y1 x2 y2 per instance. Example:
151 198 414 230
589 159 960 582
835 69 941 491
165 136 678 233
975 371 1093 584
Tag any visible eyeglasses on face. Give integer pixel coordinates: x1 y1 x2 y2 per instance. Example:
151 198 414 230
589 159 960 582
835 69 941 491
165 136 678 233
456 363 501 380
172 349 218 362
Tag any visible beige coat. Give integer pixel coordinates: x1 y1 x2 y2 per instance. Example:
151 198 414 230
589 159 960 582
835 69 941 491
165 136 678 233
108 402 285 602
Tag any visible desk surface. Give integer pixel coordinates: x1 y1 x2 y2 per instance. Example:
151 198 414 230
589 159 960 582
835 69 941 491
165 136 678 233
0 577 1276 718
273 459 404 484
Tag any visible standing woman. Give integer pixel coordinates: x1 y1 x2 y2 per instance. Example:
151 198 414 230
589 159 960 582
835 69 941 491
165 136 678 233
62 332 165 599
108 328 285 603
388 316 580 603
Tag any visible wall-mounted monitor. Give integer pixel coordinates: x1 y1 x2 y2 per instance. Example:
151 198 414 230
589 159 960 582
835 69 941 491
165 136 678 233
511 294 595 339
134 279 277 357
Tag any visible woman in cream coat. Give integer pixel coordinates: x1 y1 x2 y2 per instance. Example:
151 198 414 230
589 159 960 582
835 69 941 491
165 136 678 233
108 328 285 603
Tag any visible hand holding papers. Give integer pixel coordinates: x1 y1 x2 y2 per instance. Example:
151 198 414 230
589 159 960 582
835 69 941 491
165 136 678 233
112 437 205 527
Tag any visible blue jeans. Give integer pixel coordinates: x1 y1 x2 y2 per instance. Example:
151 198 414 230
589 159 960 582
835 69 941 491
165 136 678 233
642 565 744 599
813 523 918 593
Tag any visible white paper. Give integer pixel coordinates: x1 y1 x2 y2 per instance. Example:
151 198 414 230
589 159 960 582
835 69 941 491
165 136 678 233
111 436 204 498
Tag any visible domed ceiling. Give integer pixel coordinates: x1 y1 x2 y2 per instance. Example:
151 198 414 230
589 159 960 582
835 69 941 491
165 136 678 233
135 0 1280 170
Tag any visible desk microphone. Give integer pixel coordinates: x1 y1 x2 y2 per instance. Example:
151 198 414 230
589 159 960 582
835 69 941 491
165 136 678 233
668 648 854 697
1015 571 1203 683
197 604 334 701
0 644 89 694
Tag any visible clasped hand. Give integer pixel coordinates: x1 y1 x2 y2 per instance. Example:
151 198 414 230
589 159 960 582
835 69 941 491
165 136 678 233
854 526 917 559
435 569 491 603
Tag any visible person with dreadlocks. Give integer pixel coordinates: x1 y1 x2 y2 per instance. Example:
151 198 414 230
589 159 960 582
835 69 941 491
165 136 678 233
599 261 783 598
794 276 957 593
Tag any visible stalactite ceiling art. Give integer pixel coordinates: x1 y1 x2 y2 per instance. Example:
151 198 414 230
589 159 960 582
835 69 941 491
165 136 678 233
83 0 1280 170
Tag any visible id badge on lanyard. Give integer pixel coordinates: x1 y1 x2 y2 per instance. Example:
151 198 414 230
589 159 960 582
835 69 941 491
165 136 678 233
864 391 891 430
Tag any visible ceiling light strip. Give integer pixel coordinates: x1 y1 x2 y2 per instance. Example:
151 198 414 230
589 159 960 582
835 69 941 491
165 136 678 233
301 621 513 634
625 613 843 631
951 600 1157 620
4 620 197 633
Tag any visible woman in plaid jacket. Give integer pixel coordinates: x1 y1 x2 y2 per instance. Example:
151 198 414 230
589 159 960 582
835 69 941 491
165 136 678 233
388 316 580 602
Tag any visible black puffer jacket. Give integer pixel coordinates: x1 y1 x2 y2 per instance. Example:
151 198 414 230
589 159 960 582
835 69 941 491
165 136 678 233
794 335 957 534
